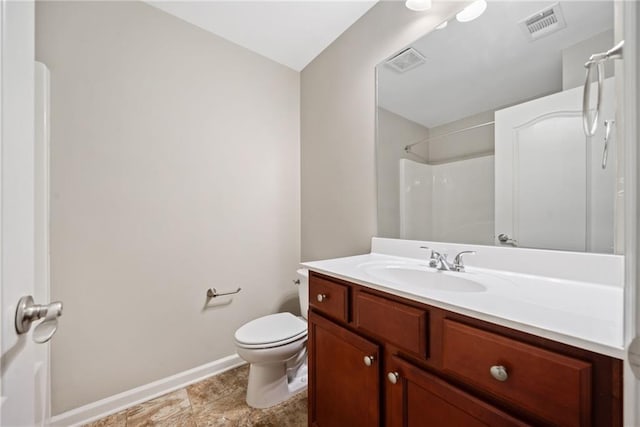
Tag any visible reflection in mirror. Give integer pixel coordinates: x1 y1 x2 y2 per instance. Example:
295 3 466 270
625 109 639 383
376 1 620 253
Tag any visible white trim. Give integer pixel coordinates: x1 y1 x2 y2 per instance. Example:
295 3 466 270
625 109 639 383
0 1 5 420
623 1 640 425
34 60 51 427
49 354 245 427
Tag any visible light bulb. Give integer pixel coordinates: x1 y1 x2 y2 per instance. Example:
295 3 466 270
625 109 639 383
405 0 432 12
456 0 487 22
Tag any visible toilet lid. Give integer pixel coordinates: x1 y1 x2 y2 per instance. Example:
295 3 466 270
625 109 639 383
235 313 307 346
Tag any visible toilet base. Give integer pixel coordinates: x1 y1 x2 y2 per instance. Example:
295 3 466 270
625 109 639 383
245 359 308 409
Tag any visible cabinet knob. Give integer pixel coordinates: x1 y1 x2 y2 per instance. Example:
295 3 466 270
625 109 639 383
490 365 508 382
387 372 400 384
363 355 375 367
316 294 327 302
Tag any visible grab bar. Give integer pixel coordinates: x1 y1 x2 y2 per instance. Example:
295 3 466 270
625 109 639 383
602 120 614 169
582 40 624 137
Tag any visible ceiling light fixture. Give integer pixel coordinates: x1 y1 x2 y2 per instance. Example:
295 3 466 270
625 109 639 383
435 21 448 30
405 0 432 12
456 0 487 22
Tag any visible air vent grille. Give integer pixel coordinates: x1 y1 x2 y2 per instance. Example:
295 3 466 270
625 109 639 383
386 47 426 73
527 10 557 33
519 3 566 41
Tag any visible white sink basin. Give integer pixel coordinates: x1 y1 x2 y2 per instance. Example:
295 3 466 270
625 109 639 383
358 261 486 293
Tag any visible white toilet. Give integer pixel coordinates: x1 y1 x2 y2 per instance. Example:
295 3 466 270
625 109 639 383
234 269 309 408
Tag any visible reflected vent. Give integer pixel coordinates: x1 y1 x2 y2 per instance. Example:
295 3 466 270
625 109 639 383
386 47 426 73
519 3 566 41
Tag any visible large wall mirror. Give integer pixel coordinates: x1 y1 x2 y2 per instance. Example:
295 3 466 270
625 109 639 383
376 1 621 254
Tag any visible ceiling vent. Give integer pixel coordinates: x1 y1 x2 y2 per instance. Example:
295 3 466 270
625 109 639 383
519 3 566 41
385 47 426 73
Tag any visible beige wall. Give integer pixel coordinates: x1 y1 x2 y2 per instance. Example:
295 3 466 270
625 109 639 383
376 107 429 238
428 110 495 163
300 1 465 261
562 30 615 90
36 1 300 414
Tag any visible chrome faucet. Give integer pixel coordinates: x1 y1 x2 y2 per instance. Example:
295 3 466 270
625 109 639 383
453 251 476 272
420 246 454 271
420 246 476 272
429 250 454 271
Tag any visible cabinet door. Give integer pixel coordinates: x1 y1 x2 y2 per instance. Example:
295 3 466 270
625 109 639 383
386 356 530 427
308 311 380 427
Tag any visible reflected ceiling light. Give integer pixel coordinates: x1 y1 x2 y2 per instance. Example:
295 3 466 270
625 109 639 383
435 21 448 30
456 0 487 22
405 0 432 12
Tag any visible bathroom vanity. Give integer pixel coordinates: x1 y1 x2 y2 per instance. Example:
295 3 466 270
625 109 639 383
303 238 624 426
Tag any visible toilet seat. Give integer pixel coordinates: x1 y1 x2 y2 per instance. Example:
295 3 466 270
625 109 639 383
235 312 307 349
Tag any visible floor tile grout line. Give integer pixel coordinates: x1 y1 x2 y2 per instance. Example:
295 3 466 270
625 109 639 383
184 385 197 427
85 364 306 427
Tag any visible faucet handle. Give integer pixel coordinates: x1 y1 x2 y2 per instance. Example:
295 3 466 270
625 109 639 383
422 246 444 257
420 246 437 267
453 251 476 271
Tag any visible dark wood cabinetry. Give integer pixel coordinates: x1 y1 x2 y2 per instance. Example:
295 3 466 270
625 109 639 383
442 319 592 427
355 291 428 358
386 355 529 427
308 311 380 427
307 271 623 427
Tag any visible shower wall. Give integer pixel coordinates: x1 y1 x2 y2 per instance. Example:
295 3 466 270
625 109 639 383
400 157 495 245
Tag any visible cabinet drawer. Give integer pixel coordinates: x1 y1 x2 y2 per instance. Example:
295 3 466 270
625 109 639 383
442 319 592 427
309 275 349 322
355 292 428 357
387 355 529 427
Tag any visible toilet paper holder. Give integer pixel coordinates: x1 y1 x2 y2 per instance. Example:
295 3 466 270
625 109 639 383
207 287 242 298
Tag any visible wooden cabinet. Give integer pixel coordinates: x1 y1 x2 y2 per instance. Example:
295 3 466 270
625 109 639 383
386 356 529 427
307 271 623 427
309 274 349 322
355 291 428 358
442 319 592 427
308 311 380 427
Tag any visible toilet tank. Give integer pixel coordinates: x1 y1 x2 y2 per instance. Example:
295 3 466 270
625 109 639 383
297 269 309 319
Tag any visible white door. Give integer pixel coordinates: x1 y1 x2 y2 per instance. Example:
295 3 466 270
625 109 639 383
1 2 53 426
495 78 616 252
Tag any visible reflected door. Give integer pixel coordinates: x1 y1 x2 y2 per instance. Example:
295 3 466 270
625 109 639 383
495 78 616 252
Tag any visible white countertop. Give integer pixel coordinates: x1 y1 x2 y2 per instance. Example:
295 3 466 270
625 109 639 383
302 250 625 359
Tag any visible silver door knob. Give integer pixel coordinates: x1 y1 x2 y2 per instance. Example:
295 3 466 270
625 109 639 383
387 372 400 384
316 294 327 302
363 355 375 366
497 234 518 247
490 365 508 382
15 295 63 343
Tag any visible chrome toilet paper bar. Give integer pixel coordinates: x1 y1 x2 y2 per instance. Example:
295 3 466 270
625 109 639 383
207 287 242 298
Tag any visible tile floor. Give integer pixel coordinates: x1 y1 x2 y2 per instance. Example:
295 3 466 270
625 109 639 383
84 365 307 427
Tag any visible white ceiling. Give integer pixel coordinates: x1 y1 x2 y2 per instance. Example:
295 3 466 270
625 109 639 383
147 1 378 71
377 1 614 128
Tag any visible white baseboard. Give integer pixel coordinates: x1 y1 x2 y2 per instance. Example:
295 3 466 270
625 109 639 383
50 354 245 427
